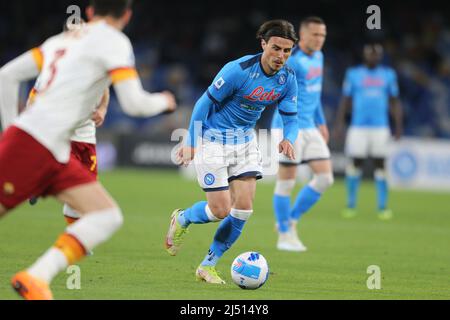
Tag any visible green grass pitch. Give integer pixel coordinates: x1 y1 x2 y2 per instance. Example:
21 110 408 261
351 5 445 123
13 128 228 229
0 169 449 299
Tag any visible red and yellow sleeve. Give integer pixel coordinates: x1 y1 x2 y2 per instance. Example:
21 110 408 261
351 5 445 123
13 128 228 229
108 67 138 84
30 47 44 71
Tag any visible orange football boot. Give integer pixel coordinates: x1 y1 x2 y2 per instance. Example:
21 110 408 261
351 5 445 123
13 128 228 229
11 271 53 300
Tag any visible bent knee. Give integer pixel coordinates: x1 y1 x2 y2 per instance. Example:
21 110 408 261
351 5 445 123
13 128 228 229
208 204 231 219
274 179 296 196
310 173 334 193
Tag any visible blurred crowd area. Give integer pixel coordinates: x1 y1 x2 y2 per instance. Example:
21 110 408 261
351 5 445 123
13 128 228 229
1 0 450 143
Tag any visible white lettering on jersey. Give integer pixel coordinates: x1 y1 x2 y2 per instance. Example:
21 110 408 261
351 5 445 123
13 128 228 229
214 77 225 90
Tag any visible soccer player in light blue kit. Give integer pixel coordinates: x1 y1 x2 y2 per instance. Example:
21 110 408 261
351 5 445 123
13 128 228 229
335 43 402 220
165 20 299 284
271 17 333 252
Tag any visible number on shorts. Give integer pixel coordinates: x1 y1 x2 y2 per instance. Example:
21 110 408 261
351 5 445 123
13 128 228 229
90 155 97 172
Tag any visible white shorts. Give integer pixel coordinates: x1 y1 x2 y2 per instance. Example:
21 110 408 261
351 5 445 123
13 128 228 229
194 138 263 191
272 128 331 165
345 127 391 158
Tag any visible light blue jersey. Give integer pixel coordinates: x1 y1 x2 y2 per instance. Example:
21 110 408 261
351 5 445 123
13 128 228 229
343 65 399 127
188 53 298 146
189 54 298 146
271 47 326 129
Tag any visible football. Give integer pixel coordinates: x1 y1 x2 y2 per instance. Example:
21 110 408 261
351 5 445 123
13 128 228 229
230 252 269 290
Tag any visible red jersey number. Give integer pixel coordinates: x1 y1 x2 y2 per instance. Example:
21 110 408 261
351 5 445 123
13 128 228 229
39 49 67 93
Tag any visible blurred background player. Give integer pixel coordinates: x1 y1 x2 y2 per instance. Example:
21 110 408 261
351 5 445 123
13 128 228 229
2 18 110 230
271 17 333 252
0 0 176 299
334 43 402 220
166 20 299 284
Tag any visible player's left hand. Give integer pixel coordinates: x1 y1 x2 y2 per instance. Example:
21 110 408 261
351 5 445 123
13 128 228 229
92 108 107 127
176 146 196 167
318 125 330 143
279 139 295 160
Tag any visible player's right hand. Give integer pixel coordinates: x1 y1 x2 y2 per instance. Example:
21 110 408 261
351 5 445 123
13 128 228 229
279 139 295 160
161 91 177 113
176 146 195 167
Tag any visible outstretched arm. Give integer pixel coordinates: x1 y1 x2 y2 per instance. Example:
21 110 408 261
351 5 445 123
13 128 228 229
176 92 214 166
278 74 299 160
186 92 214 147
176 60 240 166
279 111 298 160
113 77 176 118
280 111 299 146
0 50 41 130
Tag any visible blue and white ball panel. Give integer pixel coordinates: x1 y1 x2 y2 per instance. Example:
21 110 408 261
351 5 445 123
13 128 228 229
272 128 330 164
194 138 263 191
232 258 262 279
345 127 391 158
231 251 269 289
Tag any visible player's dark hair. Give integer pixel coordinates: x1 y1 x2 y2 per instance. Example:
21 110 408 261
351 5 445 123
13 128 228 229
300 16 325 28
90 0 133 18
256 19 298 43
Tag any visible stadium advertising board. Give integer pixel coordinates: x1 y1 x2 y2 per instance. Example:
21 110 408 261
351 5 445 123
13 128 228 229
117 134 178 168
388 138 450 191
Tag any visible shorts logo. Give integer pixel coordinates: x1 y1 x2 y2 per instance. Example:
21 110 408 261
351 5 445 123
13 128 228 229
278 74 286 85
214 77 225 90
204 173 215 186
3 182 15 195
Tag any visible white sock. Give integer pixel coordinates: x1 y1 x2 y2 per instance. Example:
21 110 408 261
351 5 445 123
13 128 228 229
66 207 123 251
205 204 222 222
27 207 123 284
63 204 82 219
27 248 68 283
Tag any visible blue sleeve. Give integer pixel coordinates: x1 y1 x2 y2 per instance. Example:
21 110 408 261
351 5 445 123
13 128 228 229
280 113 298 145
314 102 326 126
207 61 240 104
278 75 299 144
271 109 283 129
342 69 353 97
388 69 399 98
187 92 213 147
